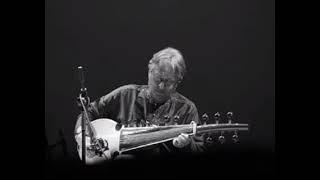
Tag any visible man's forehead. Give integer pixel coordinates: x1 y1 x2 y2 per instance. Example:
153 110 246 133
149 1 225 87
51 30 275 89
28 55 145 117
157 60 175 72
152 62 175 76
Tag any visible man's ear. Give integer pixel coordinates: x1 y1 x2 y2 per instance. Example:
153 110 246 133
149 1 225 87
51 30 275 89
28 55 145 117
173 83 179 90
148 70 152 78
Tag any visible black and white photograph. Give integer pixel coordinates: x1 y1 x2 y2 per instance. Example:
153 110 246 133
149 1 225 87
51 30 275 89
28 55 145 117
45 0 275 178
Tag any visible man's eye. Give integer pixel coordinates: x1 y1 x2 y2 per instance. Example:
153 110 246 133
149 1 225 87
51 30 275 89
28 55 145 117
154 78 161 82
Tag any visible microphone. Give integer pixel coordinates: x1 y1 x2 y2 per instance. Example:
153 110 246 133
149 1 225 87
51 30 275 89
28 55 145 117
77 66 88 98
77 66 90 164
78 66 86 90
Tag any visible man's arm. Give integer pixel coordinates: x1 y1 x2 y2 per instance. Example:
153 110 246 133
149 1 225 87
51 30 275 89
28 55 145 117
74 88 122 136
184 105 207 152
173 104 207 153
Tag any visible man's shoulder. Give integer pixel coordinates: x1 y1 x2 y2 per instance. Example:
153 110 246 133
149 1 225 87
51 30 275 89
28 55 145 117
100 84 145 100
116 84 147 91
109 84 145 95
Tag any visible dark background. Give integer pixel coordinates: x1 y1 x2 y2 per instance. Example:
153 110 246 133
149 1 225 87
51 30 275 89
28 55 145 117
45 0 274 177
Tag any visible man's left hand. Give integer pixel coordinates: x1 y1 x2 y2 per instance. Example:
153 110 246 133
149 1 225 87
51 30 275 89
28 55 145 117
173 133 191 148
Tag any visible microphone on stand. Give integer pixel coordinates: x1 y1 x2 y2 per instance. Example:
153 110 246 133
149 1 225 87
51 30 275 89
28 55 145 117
77 66 88 165
78 66 88 102
76 66 104 164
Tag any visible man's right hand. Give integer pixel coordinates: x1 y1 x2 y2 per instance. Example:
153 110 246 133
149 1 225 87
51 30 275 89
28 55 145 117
75 134 113 164
76 96 90 111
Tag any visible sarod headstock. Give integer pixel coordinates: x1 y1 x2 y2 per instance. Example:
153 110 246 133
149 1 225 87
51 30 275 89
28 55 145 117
200 111 248 145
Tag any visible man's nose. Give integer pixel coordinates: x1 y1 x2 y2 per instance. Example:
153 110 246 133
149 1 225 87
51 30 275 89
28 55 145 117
158 82 165 89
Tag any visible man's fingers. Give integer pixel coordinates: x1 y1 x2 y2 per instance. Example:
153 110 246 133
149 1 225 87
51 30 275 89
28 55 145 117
178 134 191 143
178 136 188 143
179 133 189 141
180 133 189 138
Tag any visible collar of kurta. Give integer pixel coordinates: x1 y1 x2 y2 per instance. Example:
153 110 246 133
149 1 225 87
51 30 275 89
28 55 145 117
137 85 178 108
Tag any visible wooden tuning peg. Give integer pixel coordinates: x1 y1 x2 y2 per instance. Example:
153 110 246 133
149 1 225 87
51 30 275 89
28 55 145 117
202 113 209 125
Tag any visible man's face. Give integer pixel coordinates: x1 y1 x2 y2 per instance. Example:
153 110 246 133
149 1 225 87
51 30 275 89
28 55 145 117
148 60 178 103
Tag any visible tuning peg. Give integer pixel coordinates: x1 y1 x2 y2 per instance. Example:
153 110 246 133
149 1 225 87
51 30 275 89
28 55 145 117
218 135 225 144
227 112 233 124
140 120 146 127
206 134 214 143
131 119 137 127
232 134 239 143
115 123 123 131
164 115 170 123
232 131 239 143
174 115 180 125
214 112 221 124
218 130 225 144
202 113 209 125
133 122 138 127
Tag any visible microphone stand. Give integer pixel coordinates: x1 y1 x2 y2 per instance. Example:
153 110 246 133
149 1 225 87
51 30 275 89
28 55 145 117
77 66 91 165
77 66 107 163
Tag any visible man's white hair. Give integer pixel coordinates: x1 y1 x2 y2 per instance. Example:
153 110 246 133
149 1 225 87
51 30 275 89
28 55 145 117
148 47 186 82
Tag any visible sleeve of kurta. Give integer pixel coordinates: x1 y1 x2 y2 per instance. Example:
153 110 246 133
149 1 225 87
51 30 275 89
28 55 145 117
180 104 207 153
74 87 122 136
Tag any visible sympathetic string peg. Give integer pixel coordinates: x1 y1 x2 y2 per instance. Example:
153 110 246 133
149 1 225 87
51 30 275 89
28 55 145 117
214 112 221 124
206 134 214 142
115 123 123 131
202 113 209 125
140 120 146 127
232 131 239 143
136 121 142 127
174 115 180 125
164 115 170 123
218 134 225 144
227 112 233 124
132 120 137 127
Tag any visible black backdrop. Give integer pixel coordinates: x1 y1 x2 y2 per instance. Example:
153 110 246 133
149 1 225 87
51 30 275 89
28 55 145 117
45 0 274 177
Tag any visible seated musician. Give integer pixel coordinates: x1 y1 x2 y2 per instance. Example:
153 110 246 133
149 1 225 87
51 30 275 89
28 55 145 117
74 47 206 160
